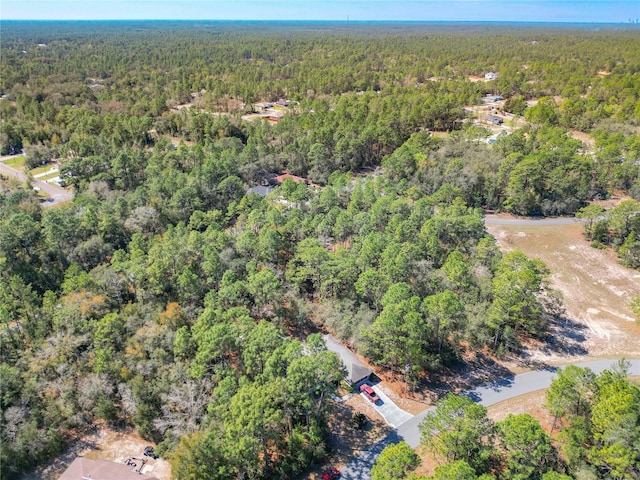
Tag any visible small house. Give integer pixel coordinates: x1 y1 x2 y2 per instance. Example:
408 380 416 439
322 334 374 387
247 185 274 197
486 114 504 125
267 173 319 188
59 457 158 480
348 363 373 386
254 101 273 111
483 94 503 103
484 72 496 80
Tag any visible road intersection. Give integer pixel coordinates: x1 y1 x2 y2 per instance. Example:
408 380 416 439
339 358 640 479
0 153 73 206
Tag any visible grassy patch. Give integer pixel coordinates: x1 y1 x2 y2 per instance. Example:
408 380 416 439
30 163 56 176
38 171 61 181
4 156 25 170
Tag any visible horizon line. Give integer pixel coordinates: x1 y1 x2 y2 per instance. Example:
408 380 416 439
1 18 638 24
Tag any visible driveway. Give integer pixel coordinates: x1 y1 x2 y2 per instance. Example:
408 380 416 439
339 358 640 480
364 384 413 428
323 334 413 428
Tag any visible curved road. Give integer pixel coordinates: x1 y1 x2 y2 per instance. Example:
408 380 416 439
340 359 640 479
0 154 73 206
340 212 595 478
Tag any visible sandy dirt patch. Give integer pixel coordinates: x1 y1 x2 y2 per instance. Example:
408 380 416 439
430 131 450 139
487 221 640 364
487 389 553 427
21 425 171 480
375 378 432 415
569 130 595 148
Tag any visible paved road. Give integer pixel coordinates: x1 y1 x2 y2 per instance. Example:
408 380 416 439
339 358 640 480
323 335 364 373
0 154 73 206
484 214 582 226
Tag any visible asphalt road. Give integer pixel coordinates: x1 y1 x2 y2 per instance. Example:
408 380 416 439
484 214 582 226
339 358 640 480
0 154 73 206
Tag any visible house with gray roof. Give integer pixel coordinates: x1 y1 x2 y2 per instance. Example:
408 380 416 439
59 457 157 480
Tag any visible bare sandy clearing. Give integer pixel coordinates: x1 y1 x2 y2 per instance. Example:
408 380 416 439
487 220 640 363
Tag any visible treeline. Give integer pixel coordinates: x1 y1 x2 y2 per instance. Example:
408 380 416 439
2 22 640 154
2 22 639 111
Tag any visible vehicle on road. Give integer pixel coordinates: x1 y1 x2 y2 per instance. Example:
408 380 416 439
360 384 379 403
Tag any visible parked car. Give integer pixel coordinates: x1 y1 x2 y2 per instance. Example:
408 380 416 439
359 384 379 403
143 446 158 459
322 467 340 479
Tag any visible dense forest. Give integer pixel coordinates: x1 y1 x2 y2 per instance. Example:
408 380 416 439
1 21 639 479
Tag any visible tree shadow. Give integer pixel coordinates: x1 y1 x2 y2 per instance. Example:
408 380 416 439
418 352 515 403
533 293 589 359
339 431 401 479
539 312 589 357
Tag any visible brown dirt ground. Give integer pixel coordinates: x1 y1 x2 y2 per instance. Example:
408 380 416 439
487 220 640 364
430 131 450 139
569 130 595 148
302 395 392 480
20 424 171 480
487 390 554 428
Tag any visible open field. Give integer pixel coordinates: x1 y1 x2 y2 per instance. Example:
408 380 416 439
486 219 640 363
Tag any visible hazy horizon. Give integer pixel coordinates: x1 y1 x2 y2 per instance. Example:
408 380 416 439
2 1 639 23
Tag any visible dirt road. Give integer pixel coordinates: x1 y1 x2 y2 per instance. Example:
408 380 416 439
0 154 73 206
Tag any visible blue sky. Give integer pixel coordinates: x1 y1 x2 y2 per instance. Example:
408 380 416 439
2 0 638 22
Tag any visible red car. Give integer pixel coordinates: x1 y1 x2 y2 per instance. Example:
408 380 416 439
359 384 379 403
322 467 340 480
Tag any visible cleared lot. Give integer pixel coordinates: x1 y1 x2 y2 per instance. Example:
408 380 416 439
486 217 640 362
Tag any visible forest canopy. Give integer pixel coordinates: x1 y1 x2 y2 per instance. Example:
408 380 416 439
1 21 640 479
